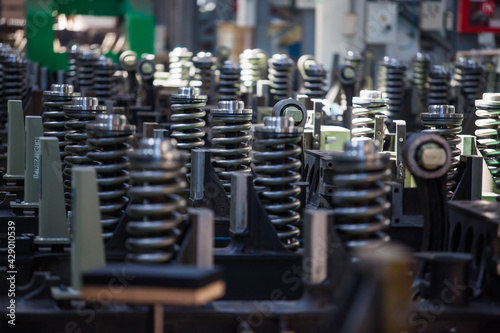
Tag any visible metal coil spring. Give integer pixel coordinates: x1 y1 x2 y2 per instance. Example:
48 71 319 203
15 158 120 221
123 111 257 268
428 65 450 106
0 65 3 125
332 140 391 250
192 52 216 97
93 56 115 105
475 93 500 188
453 58 484 103
422 105 463 198
351 90 388 140
240 49 267 92
268 54 294 102
211 101 252 194
412 52 430 110
77 50 98 94
126 138 187 264
169 47 193 82
67 44 80 86
253 117 303 251
377 56 406 119
87 114 136 240
170 87 207 174
218 60 241 101
0 51 26 125
63 97 106 208
345 50 364 95
303 63 327 99
42 84 81 160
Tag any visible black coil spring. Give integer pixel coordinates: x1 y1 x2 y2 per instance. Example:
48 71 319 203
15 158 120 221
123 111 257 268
87 120 135 240
268 54 294 102
126 139 187 264
332 141 391 250
303 64 327 99
94 56 115 105
253 122 302 251
428 65 450 106
412 52 430 110
377 57 406 119
218 60 241 101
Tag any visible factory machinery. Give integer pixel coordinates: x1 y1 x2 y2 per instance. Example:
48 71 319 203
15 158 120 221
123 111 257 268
0 41 499 333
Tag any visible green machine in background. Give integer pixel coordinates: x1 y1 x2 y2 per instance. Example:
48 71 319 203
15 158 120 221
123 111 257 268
26 0 154 72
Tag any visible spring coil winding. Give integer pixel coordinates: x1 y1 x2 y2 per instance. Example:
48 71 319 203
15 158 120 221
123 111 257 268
345 50 364 95
86 114 136 240
377 56 407 119
475 93 500 189
126 138 187 264
211 100 252 194
453 58 484 104
170 87 207 174
63 97 106 208
331 140 391 250
218 60 241 101
428 65 450 106
240 49 267 93
42 84 81 160
351 90 389 140
412 52 430 112
77 50 98 95
302 58 327 99
253 117 303 251
0 50 26 127
67 43 80 87
93 55 115 105
169 47 193 82
421 105 463 198
192 52 216 98
268 54 294 102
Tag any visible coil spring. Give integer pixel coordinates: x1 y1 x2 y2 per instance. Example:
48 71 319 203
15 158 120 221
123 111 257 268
192 52 216 97
42 84 81 160
345 50 364 95
169 47 193 82
77 50 98 94
94 56 115 105
412 52 430 111
421 105 463 198
170 87 207 175
453 58 484 103
303 63 327 99
253 117 303 251
63 97 106 208
475 93 500 189
351 90 389 140
331 140 391 250
0 64 3 126
67 44 80 86
377 56 406 119
0 50 26 126
268 54 294 102
126 138 187 264
428 65 450 106
218 60 241 101
87 114 136 240
240 49 267 92
211 101 252 194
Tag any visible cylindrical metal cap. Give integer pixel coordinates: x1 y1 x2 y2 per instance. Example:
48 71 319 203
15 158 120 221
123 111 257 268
172 87 207 102
64 97 107 111
86 114 136 133
128 138 185 165
43 84 81 97
211 100 252 115
256 116 303 134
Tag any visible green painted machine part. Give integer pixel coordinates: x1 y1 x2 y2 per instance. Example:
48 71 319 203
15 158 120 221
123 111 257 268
71 167 105 291
10 116 43 210
5 101 25 181
36 137 70 245
26 0 154 72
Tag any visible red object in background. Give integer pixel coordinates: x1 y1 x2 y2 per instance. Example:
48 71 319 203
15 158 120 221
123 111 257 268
458 0 500 33
481 1 496 15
